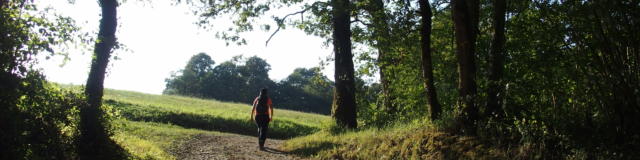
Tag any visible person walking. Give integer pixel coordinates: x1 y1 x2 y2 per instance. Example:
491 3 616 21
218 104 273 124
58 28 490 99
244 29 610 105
251 88 273 150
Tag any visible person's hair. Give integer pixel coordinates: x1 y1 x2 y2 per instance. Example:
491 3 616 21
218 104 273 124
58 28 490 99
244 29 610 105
259 88 268 98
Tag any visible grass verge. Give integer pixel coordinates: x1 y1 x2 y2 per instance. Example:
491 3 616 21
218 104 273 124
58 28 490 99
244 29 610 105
282 122 508 160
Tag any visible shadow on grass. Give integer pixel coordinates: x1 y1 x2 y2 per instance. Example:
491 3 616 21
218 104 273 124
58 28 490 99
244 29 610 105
106 100 318 139
286 141 339 157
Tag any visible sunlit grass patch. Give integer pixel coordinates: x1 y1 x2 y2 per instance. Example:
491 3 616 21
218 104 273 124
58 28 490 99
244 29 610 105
282 122 507 160
103 89 329 129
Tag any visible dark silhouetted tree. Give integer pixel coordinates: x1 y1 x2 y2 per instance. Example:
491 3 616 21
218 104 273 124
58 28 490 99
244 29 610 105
418 0 442 120
452 0 479 134
80 0 122 158
331 0 357 129
486 0 506 118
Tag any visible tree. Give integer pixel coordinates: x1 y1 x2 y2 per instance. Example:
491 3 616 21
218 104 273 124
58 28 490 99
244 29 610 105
452 0 479 134
80 0 119 158
486 0 506 118
186 52 216 78
277 67 333 114
164 52 215 97
241 56 273 100
331 0 357 129
363 0 395 113
209 61 245 101
418 0 442 120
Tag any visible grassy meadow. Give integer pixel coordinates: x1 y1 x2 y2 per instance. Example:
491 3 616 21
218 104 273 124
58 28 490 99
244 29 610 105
62 87 332 159
104 89 328 139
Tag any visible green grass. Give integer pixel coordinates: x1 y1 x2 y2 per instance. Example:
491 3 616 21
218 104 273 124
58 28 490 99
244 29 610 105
104 89 329 139
104 89 327 127
282 122 509 160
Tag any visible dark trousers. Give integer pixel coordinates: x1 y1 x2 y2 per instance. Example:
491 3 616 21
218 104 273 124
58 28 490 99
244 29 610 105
254 114 270 146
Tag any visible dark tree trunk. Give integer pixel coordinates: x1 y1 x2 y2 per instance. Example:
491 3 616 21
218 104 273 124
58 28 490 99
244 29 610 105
452 0 479 134
486 0 506 118
80 0 117 158
331 0 357 129
418 0 442 120
364 0 395 113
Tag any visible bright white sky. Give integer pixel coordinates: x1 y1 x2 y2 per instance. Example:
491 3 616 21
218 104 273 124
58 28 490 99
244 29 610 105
36 0 335 95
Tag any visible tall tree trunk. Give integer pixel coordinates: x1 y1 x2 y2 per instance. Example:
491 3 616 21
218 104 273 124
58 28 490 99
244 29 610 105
452 0 479 134
486 0 506 118
331 0 357 129
80 0 117 157
418 0 442 120
364 0 395 113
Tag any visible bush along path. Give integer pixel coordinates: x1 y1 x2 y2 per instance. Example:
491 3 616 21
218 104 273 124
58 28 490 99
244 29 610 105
173 133 308 160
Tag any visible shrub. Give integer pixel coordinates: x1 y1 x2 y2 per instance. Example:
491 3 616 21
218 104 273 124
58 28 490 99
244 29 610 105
0 73 84 159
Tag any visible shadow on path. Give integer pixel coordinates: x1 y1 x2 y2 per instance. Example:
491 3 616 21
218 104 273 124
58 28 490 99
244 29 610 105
263 147 289 155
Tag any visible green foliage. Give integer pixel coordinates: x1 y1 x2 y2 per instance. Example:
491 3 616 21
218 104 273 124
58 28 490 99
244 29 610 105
183 0 309 45
276 67 334 114
225 0 640 158
351 0 640 158
0 73 84 159
164 52 215 97
353 0 439 128
477 1 640 158
0 2 88 159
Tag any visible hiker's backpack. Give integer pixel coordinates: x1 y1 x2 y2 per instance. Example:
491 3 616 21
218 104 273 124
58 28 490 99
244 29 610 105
256 96 269 114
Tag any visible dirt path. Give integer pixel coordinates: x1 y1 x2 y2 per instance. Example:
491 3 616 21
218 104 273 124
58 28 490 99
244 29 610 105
173 134 308 160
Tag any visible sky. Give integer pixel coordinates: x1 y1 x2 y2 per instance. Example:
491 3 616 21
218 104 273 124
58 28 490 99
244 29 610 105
35 0 335 95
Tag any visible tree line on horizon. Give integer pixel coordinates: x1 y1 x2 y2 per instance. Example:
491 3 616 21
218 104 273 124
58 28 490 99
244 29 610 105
163 53 335 114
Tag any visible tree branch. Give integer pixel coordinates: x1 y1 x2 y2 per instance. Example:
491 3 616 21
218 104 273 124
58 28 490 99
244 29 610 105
265 1 326 46
351 19 372 27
